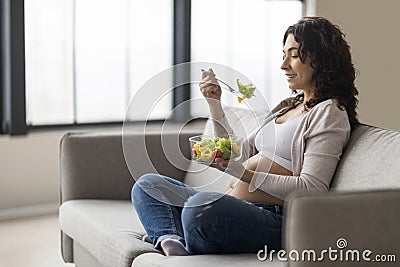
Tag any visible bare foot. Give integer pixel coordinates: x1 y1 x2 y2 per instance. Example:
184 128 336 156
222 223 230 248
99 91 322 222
160 238 189 256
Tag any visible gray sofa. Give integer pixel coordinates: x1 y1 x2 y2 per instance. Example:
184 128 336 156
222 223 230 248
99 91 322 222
59 118 400 267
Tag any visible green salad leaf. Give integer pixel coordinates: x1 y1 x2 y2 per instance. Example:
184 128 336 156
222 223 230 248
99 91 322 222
236 79 256 102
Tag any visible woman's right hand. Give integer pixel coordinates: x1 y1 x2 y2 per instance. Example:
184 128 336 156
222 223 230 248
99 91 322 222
200 68 222 102
200 68 224 118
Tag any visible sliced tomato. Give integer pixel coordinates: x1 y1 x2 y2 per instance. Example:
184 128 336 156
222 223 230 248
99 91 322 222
212 149 223 160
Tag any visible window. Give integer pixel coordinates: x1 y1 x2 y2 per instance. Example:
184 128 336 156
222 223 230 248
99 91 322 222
1 0 302 134
24 0 173 126
25 0 74 125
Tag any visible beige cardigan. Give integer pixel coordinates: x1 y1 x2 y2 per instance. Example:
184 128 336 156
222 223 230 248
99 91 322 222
212 97 351 200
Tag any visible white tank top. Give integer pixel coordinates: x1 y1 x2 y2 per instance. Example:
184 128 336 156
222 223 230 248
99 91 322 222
254 114 305 171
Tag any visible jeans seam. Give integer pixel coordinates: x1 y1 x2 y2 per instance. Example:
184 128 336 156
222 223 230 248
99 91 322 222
166 202 178 236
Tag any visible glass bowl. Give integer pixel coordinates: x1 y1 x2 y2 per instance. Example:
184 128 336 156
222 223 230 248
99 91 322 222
188 134 243 163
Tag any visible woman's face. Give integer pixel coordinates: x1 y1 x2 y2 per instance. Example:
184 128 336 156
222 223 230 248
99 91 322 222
281 34 315 91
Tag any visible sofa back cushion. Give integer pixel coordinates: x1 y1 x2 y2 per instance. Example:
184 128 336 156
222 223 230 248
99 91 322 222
330 124 400 192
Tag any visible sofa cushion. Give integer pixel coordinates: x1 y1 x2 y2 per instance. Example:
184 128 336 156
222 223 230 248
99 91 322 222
331 124 400 191
132 252 286 267
59 200 161 267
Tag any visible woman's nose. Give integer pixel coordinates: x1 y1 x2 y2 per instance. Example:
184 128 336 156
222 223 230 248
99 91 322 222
281 58 289 70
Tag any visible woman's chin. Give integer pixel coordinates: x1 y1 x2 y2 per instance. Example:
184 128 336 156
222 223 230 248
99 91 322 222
287 83 295 90
288 85 303 92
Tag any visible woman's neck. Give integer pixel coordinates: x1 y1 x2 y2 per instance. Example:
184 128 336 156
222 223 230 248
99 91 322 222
302 90 314 104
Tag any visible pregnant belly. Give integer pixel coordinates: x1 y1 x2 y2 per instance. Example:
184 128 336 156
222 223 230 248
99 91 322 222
227 154 292 206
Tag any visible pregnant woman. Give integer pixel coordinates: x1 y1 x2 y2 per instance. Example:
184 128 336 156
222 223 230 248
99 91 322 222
131 16 359 256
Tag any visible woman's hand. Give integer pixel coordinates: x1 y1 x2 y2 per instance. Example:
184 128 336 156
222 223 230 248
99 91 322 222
200 68 222 102
199 69 224 118
211 158 250 182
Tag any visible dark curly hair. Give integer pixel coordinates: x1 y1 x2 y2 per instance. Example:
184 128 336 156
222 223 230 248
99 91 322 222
283 17 359 130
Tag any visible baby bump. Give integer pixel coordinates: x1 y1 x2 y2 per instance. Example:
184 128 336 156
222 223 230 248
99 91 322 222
227 154 292 206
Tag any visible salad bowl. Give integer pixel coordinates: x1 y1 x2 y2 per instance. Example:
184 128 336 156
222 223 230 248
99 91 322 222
189 134 243 163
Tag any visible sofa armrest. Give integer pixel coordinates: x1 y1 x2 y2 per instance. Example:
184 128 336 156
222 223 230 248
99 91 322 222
60 130 201 203
284 190 400 266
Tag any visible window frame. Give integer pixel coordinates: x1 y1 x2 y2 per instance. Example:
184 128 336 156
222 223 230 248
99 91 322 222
0 0 303 135
1 0 27 135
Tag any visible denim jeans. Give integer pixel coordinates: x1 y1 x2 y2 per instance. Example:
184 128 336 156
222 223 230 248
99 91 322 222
131 173 283 254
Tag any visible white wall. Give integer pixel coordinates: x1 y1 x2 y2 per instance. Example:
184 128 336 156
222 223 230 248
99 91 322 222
0 132 61 210
310 0 400 131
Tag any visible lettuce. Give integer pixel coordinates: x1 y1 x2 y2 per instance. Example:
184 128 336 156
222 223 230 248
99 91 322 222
236 79 256 101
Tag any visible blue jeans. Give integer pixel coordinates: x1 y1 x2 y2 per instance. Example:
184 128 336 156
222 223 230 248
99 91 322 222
131 173 283 254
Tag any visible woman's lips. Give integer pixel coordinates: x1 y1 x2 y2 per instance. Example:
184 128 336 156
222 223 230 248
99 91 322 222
286 74 297 81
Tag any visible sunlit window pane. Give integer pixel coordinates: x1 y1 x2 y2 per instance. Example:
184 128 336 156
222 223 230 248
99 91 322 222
191 0 302 116
128 0 173 120
75 0 128 123
25 0 74 125
25 0 173 125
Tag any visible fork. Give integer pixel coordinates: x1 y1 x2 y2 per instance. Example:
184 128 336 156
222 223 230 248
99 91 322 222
200 69 240 95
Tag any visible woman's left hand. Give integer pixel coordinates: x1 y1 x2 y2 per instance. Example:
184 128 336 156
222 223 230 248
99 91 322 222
211 158 247 180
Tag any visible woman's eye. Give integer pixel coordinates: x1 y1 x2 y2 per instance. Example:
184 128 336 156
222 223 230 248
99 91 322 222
283 54 299 60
